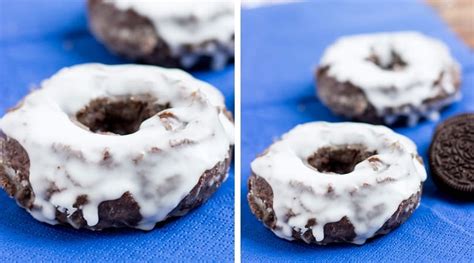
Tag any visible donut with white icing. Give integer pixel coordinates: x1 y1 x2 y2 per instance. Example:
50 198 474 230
0 64 234 230
248 122 426 245
88 0 234 70
316 32 461 126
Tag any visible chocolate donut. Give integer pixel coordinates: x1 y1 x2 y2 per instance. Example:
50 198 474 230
0 64 234 230
316 32 461 126
88 0 234 70
248 122 426 245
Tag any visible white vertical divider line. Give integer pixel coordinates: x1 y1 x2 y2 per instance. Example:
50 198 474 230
234 0 242 262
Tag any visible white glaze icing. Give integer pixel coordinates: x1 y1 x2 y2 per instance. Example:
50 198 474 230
251 122 426 244
106 0 234 69
0 63 234 230
320 31 461 125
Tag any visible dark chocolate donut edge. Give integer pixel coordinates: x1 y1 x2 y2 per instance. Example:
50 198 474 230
0 132 233 231
247 172 422 245
87 0 234 70
315 66 461 126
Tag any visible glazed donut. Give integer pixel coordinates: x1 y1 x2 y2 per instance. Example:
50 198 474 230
316 31 461 126
248 122 426 245
88 0 234 70
0 64 234 230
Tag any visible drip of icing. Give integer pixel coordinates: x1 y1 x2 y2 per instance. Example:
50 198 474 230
251 122 426 244
106 0 234 56
320 32 461 121
0 63 234 229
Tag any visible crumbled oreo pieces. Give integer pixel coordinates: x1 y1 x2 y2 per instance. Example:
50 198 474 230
429 113 474 200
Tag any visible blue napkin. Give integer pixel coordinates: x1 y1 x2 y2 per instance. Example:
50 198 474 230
242 1 474 262
0 0 234 261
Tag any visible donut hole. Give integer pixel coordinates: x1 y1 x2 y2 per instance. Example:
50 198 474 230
75 96 170 135
307 146 377 174
366 50 407 71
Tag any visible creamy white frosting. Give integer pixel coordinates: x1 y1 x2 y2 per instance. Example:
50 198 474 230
320 31 461 125
251 122 426 244
0 63 234 230
106 0 234 69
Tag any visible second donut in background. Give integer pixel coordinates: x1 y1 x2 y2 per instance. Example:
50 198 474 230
316 31 461 126
88 0 235 70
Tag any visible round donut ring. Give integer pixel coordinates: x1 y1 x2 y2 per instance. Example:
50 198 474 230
248 122 426 245
316 31 461 126
0 63 234 230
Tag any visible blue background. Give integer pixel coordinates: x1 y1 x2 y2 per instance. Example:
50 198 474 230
242 1 473 262
0 0 234 261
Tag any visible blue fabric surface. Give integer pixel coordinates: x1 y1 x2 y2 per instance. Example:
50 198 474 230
0 0 234 262
242 1 474 262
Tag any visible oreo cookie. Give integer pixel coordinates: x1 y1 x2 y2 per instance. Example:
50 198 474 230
429 113 474 200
